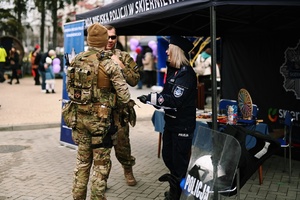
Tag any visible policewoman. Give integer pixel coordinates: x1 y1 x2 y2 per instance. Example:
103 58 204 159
138 35 197 200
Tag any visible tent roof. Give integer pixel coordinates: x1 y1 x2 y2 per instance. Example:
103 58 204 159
76 0 300 36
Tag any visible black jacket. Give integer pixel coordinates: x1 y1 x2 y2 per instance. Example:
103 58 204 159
39 52 48 72
8 52 19 70
160 62 197 133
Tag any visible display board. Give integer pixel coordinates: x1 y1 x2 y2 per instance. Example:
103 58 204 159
60 20 85 148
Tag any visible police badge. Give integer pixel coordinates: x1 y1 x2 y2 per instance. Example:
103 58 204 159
174 86 184 98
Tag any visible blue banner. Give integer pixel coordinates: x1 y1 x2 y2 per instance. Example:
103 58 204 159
156 36 169 86
60 20 85 148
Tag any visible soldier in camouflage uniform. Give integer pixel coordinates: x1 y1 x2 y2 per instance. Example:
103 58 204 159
63 23 130 200
104 24 140 186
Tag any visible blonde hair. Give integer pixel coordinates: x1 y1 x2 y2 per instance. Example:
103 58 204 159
48 49 56 57
169 44 190 69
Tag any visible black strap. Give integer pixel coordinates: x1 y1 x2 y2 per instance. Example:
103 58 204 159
91 143 104 149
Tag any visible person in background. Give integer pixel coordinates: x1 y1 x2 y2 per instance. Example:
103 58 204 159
7 47 20 85
30 44 41 85
44 57 55 93
65 22 130 200
137 35 197 200
142 47 156 88
194 47 221 101
0 44 7 83
39 49 56 93
104 24 140 186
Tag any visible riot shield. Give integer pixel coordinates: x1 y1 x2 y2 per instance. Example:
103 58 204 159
180 126 241 200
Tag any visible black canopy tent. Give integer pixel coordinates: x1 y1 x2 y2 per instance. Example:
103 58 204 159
76 0 300 36
76 0 300 130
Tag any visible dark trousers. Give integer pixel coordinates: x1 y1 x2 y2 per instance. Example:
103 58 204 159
10 67 19 83
162 130 193 180
32 68 40 85
137 71 144 89
143 70 156 88
39 70 46 90
0 62 5 82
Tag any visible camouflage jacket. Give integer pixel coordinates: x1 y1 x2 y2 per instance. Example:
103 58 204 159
113 49 140 87
112 49 138 127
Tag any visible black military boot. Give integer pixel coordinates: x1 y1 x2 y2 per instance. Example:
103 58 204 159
159 173 182 200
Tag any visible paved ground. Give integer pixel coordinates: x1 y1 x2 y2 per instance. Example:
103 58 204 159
0 76 156 130
0 77 300 200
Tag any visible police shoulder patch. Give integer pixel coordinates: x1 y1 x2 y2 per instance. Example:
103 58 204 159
174 86 184 98
158 95 164 105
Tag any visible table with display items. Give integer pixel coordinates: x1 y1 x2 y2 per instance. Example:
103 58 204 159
151 109 269 184
152 110 268 153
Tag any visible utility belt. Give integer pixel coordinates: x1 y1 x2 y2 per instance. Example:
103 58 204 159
77 103 111 118
76 103 112 131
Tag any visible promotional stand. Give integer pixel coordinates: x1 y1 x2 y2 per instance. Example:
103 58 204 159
60 20 85 149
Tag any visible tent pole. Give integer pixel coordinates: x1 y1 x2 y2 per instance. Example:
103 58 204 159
210 6 218 131
211 5 219 200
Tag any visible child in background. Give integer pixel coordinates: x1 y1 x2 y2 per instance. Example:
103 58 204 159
45 57 55 93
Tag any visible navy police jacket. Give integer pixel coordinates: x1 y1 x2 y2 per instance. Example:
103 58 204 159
155 62 197 133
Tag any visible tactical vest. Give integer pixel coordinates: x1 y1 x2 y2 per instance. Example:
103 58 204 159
66 50 116 107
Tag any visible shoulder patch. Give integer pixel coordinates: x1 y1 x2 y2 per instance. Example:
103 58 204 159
173 86 184 98
158 95 164 105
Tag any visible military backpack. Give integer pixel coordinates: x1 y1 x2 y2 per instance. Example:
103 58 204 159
66 50 99 104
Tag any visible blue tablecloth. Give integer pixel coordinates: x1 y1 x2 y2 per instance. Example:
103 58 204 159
151 110 269 149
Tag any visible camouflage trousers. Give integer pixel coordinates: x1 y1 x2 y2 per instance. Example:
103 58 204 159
112 110 136 168
72 112 111 200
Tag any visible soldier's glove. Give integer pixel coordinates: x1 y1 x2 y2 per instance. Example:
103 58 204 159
127 99 137 127
137 95 149 104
